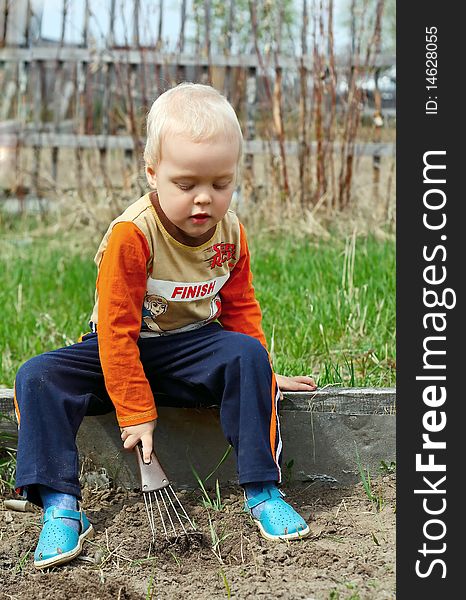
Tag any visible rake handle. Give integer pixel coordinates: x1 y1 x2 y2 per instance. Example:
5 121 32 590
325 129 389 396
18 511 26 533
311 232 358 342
135 442 170 492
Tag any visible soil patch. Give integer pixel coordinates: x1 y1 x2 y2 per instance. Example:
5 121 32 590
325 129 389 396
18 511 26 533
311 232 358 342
0 476 395 599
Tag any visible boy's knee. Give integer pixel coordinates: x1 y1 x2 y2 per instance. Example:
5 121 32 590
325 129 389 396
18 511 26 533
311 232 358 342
227 332 269 363
16 354 52 390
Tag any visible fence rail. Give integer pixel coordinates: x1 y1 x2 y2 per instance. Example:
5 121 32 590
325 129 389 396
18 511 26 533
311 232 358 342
0 46 395 70
0 131 394 157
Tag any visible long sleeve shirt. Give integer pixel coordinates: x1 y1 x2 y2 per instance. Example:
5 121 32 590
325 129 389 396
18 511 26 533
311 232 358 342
90 193 266 427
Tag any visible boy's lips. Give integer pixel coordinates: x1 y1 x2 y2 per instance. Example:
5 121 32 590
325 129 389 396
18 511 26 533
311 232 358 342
190 214 210 223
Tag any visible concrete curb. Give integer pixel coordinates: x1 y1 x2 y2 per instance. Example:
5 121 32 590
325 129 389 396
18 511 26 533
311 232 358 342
1 387 396 489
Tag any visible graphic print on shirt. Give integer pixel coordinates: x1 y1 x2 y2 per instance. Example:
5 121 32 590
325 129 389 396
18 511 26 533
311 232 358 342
209 294 222 320
204 243 237 269
142 293 169 330
146 273 229 302
140 273 230 333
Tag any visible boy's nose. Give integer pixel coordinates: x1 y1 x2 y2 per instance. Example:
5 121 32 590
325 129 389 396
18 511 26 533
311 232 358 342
194 191 212 205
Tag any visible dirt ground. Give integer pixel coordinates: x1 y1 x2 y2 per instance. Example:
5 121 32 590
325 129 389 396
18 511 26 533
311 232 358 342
0 475 395 600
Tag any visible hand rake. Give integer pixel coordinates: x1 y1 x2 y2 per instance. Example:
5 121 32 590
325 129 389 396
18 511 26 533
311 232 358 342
134 442 200 545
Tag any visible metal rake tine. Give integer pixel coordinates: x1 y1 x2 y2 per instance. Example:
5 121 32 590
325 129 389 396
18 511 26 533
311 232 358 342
158 489 177 537
143 492 156 541
154 491 168 539
168 484 196 530
163 487 188 535
148 492 158 539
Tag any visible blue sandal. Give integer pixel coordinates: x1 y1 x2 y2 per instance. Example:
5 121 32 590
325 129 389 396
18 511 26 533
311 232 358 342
34 506 94 569
245 485 310 541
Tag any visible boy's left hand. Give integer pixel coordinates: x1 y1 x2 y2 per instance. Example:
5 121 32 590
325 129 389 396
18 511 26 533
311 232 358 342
275 374 317 392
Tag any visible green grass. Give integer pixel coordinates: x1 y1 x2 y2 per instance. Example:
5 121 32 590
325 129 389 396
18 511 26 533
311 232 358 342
0 228 395 388
191 465 224 511
249 232 395 387
354 443 383 512
0 234 96 386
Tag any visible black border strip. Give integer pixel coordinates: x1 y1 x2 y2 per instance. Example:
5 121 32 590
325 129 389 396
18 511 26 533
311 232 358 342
397 2 462 596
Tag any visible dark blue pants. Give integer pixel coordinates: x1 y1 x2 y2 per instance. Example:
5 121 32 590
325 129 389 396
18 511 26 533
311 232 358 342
14 323 282 506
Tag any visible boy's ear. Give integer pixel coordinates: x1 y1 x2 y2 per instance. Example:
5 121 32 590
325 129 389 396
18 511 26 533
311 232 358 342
145 166 157 189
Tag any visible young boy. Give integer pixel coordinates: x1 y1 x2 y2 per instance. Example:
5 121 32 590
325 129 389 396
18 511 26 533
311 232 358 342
14 83 316 569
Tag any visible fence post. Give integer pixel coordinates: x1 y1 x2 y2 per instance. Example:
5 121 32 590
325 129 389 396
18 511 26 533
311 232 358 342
108 0 116 48
4 0 27 46
32 58 44 203
223 0 235 99
133 0 140 48
371 0 384 205
1 0 8 48
204 0 212 83
82 0 89 48
156 0 164 51
51 4 67 188
244 66 257 201
74 56 86 196
124 62 139 192
176 0 187 83
372 67 382 203
1 64 16 120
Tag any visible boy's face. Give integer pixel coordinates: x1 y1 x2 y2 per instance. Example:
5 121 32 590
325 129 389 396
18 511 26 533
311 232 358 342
146 133 239 238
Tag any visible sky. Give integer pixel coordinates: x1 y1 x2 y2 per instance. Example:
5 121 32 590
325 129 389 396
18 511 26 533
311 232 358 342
33 0 350 51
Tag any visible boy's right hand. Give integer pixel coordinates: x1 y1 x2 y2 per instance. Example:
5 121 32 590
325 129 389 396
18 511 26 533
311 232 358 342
120 420 156 463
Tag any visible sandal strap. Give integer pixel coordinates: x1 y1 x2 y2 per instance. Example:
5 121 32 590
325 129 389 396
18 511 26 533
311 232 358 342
43 507 82 524
246 490 270 509
245 485 285 509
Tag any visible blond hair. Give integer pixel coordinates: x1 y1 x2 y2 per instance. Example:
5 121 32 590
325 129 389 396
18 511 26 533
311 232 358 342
143 83 243 169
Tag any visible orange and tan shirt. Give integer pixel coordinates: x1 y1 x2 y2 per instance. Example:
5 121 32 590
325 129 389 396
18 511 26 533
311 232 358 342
90 193 266 427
